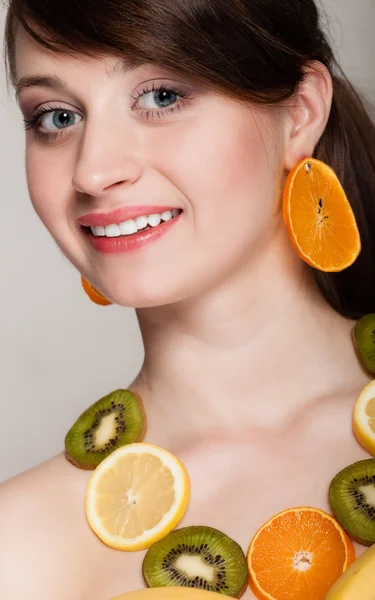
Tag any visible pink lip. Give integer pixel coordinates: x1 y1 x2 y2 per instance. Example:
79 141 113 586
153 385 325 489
82 212 182 254
78 205 179 227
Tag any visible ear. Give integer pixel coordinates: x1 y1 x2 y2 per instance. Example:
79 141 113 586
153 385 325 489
282 61 333 171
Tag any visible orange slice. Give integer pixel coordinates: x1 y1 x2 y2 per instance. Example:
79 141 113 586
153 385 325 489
353 379 375 456
247 507 356 600
86 443 190 551
283 158 361 271
81 275 112 305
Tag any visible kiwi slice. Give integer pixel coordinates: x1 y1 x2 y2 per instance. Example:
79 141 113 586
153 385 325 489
353 314 375 375
65 389 146 469
142 525 248 598
329 458 375 545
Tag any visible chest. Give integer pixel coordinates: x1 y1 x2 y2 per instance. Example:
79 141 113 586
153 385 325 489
84 426 370 600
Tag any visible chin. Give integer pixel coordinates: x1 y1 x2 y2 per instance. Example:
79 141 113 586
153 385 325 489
108 276 196 309
113 290 185 309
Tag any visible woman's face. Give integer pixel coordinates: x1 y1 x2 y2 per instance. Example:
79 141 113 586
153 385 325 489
15 26 286 307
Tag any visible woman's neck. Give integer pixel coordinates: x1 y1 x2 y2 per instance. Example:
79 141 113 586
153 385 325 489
131 233 365 442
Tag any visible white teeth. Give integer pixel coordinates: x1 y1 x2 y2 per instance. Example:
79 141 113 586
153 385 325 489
105 224 121 237
135 216 148 230
119 219 138 235
91 226 102 236
161 210 172 221
91 225 105 237
89 209 181 238
148 213 162 227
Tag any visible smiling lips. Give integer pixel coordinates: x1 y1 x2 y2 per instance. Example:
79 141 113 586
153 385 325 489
78 205 183 254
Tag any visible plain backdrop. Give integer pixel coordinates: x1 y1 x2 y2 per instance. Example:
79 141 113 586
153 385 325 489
0 0 374 482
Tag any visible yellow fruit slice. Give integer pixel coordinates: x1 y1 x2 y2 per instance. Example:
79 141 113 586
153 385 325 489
353 380 375 456
86 443 190 551
325 543 375 600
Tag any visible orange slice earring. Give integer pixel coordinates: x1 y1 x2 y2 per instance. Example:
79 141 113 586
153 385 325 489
81 275 113 306
283 157 361 272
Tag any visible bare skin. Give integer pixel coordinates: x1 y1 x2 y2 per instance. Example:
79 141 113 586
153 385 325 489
0 384 372 600
0 25 373 600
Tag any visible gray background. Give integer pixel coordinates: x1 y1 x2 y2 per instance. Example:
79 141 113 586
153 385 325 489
0 0 374 482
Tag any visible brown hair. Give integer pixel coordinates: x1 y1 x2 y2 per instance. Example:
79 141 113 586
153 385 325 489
4 0 375 318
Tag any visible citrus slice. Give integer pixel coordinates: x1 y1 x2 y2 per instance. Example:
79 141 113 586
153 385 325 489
247 507 356 600
86 443 190 551
81 274 112 305
283 158 361 272
353 379 375 456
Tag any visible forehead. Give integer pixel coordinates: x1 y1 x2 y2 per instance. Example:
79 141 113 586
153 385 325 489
13 21 284 142
14 25 140 87
16 26 78 76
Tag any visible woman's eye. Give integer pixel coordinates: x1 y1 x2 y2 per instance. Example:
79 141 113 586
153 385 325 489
137 88 180 111
23 83 193 141
132 83 193 118
40 110 82 131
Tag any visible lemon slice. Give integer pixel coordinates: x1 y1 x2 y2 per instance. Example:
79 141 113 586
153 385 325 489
353 380 375 456
86 443 190 551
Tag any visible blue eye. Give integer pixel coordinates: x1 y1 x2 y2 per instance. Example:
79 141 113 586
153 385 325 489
132 82 194 119
40 110 82 131
23 106 82 139
138 88 179 111
22 82 195 142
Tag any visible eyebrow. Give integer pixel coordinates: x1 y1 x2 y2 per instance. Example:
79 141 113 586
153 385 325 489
16 75 67 102
15 57 142 102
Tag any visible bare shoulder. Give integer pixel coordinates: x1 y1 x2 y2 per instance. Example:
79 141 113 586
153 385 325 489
0 454 91 599
295 378 373 465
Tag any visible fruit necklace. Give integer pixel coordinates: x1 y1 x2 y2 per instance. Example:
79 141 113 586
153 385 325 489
64 313 375 600
68 159 374 600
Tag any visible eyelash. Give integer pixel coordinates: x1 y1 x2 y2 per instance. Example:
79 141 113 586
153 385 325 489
22 83 194 142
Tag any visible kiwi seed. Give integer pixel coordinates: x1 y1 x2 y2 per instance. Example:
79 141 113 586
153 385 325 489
65 389 146 469
142 525 248 598
353 314 375 375
329 458 375 545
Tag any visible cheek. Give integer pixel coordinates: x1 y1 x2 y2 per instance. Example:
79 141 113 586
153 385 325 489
26 144 52 222
25 144 86 272
25 143 71 229
153 104 279 242
24 142 84 270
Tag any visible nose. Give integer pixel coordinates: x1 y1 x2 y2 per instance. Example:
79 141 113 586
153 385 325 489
71 119 142 196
